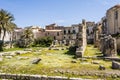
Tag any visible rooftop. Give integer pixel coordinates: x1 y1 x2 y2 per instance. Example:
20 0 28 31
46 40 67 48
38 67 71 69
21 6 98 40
45 30 62 32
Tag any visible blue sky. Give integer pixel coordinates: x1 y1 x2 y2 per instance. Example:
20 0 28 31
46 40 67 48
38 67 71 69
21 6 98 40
0 0 120 28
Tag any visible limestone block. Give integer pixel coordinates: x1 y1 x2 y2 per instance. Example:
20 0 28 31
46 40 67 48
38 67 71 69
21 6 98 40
112 61 120 69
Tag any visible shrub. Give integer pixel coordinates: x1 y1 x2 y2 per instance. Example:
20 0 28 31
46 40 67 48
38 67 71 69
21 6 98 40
33 37 53 47
65 46 78 55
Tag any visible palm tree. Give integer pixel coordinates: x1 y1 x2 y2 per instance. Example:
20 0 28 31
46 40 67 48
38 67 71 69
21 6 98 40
0 9 15 51
17 28 34 48
23 28 34 47
7 22 17 48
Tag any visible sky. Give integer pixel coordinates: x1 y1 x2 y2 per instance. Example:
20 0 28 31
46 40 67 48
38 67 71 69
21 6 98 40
0 0 120 28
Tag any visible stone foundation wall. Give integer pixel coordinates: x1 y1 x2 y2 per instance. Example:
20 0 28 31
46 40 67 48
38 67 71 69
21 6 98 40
0 73 83 80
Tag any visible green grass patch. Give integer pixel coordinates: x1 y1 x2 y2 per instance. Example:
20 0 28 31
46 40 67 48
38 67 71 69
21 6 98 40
3 47 24 52
0 45 116 79
84 45 102 56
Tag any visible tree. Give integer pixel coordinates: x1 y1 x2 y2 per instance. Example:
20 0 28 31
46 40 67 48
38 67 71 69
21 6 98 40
16 28 34 48
0 9 15 51
7 22 17 48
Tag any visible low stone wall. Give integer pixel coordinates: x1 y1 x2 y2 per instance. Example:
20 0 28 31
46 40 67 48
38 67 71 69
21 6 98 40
0 73 83 80
1 71 120 79
112 61 120 69
83 56 120 61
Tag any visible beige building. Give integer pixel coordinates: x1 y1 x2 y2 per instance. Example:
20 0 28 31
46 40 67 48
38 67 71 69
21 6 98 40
45 23 80 46
0 30 11 42
45 30 63 41
62 24 79 45
106 4 120 35
14 28 23 41
30 26 45 39
45 23 63 41
13 21 87 48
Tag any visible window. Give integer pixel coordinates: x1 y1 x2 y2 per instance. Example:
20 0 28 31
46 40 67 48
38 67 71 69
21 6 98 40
64 30 66 34
72 30 76 34
68 30 70 34
69 36 71 39
54 36 56 40
48 32 49 35
57 32 59 36
115 11 118 19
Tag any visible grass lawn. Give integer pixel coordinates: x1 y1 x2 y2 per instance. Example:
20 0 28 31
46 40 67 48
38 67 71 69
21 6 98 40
84 45 102 57
3 47 25 52
0 45 116 79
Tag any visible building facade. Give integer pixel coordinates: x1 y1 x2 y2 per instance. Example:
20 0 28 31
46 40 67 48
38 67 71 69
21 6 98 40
0 30 11 42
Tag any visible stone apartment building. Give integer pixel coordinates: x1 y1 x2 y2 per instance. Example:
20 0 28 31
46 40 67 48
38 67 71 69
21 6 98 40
45 30 63 41
45 23 80 46
45 23 63 41
63 25 79 46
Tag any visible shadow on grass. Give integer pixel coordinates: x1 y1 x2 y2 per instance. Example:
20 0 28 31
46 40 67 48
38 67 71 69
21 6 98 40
65 50 76 55
64 46 77 59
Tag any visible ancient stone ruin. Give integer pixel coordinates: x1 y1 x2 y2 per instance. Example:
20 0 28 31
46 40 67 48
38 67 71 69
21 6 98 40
100 35 117 57
75 19 87 57
31 58 41 64
112 61 120 69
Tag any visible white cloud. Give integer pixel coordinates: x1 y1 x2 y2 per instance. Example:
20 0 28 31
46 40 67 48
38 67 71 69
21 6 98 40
55 20 65 23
